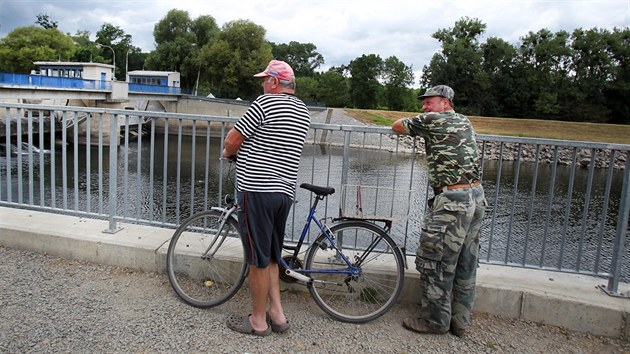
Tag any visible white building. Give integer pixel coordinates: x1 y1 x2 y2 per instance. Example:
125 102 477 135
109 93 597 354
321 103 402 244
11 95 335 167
128 70 180 88
32 61 115 81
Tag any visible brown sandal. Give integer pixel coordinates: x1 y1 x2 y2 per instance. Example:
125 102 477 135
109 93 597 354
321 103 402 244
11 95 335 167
227 314 271 337
266 311 290 333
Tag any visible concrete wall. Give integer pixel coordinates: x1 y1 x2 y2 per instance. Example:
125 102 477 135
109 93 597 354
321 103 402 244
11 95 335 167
175 96 251 117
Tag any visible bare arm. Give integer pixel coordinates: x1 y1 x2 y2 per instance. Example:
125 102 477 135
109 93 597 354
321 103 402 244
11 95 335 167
222 127 246 158
391 118 409 135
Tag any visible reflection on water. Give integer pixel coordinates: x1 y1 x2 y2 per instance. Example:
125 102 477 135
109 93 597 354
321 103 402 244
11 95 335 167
1 135 628 282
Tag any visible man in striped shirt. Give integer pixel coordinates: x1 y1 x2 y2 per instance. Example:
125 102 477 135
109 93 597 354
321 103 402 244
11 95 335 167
223 60 310 336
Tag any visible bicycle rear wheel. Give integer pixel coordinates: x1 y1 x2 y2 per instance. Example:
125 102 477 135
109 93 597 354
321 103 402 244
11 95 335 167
305 220 404 323
166 209 247 308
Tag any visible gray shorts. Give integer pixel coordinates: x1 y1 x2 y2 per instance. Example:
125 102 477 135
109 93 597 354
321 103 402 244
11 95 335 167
236 191 292 268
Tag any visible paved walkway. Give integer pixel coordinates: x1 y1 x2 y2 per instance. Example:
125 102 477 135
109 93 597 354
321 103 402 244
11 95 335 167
2 244 628 353
308 108 402 149
1 206 629 347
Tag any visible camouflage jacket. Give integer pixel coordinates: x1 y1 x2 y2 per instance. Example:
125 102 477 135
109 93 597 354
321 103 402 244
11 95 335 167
399 110 481 188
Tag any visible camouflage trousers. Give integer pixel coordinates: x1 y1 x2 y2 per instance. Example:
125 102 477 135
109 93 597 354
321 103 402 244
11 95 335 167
415 184 487 330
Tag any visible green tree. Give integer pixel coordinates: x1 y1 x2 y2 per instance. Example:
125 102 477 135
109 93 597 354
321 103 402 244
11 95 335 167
424 20 629 122
95 23 134 80
201 19 272 99
70 30 100 63
191 15 220 46
348 54 383 109
517 29 572 119
271 41 324 77
294 76 319 104
382 56 414 111
565 28 614 122
96 23 132 48
35 13 58 29
424 17 489 114
480 37 518 116
189 15 220 92
153 9 192 44
147 9 218 90
606 27 630 123
318 69 350 107
0 26 74 73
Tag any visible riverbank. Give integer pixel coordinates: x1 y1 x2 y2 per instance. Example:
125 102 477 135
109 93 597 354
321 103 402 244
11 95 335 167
396 135 628 170
345 109 630 145
340 108 629 170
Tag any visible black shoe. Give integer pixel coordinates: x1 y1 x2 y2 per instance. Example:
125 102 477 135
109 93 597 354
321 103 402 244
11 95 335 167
449 323 466 337
402 317 449 335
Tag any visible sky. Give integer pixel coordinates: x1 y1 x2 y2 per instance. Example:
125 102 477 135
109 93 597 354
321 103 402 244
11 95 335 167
1 0 628 84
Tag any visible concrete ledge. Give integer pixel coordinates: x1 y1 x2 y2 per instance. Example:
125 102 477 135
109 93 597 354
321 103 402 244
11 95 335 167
0 208 172 272
1 206 628 339
476 264 630 338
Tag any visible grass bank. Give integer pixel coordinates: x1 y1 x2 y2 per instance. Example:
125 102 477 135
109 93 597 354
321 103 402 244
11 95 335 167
344 109 630 145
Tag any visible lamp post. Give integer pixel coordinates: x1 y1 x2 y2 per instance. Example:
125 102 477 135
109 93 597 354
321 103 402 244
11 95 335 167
125 48 132 83
194 64 200 96
192 43 200 96
96 43 116 80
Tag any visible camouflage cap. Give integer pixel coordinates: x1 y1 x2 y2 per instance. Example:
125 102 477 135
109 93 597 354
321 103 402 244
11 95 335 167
418 85 455 101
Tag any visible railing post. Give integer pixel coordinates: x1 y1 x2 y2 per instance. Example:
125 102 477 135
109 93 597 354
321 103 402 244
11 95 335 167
600 157 630 298
334 127 352 260
339 128 351 217
104 111 122 233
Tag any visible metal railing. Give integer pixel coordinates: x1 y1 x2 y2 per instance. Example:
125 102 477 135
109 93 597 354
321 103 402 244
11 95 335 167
0 72 181 94
128 83 181 95
1 103 628 297
0 72 111 91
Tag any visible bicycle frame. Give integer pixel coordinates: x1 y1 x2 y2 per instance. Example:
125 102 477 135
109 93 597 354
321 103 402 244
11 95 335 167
279 192 385 283
218 178 394 284
201 205 238 259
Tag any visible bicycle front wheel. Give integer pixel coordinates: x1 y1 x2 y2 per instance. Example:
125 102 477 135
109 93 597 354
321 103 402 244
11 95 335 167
305 220 405 323
166 209 247 308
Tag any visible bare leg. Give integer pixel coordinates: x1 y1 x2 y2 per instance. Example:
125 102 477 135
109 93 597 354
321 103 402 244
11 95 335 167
247 265 270 332
266 261 287 324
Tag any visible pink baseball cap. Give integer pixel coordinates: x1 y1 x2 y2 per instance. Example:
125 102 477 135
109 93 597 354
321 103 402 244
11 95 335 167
253 60 295 81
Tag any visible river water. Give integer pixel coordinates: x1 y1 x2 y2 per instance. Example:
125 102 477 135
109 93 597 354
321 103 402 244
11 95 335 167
1 135 628 282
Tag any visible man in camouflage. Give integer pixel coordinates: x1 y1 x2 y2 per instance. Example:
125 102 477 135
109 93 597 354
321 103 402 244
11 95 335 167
392 85 487 337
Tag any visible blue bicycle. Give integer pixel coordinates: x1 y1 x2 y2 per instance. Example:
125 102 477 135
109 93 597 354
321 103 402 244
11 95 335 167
166 162 405 323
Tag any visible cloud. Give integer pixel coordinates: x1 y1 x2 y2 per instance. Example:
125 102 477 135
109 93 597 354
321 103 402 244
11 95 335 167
1 0 628 85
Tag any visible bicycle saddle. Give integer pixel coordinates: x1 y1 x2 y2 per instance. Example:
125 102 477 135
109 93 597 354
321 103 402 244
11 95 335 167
300 183 335 196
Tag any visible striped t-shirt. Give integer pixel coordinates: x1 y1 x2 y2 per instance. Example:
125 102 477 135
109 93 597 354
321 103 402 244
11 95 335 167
234 93 310 198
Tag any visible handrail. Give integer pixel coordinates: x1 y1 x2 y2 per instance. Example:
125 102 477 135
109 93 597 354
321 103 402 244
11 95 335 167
1 102 628 297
